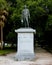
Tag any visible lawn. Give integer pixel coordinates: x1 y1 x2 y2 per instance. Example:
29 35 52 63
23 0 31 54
0 47 16 55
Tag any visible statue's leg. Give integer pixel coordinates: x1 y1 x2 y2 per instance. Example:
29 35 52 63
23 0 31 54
23 18 25 27
24 18 26 27
26 17 29 27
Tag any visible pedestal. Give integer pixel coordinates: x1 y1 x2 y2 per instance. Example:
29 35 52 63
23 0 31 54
15 28 36 61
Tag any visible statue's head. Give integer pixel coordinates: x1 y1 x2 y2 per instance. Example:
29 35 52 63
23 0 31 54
24 5 27 9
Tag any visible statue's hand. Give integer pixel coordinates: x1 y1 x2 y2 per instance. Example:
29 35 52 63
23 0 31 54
21 19 23 23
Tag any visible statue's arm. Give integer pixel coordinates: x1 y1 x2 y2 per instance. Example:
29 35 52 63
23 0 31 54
21 11 23 23
21 16 23 23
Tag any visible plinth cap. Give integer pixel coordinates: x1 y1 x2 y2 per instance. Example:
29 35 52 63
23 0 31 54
15 28 36 34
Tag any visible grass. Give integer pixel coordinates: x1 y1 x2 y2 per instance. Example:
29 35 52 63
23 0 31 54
0 47 16 56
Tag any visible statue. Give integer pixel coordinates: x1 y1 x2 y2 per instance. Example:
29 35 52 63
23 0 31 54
21 5 30 27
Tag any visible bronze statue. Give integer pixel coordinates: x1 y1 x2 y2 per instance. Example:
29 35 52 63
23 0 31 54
21 5 30 27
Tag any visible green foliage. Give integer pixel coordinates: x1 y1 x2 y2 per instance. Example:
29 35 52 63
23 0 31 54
46 15 52 31
2 0 52 50
0 0 8 10
6 31 16 44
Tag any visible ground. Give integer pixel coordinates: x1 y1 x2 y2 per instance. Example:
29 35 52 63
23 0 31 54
0 47 52 65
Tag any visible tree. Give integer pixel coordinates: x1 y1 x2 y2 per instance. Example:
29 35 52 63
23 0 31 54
0 0 8 49
3 0 52 51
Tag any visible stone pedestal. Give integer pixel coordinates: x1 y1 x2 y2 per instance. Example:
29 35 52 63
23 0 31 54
15 28 36 61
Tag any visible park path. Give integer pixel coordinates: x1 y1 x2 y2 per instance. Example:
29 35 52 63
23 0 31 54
0 47 52 65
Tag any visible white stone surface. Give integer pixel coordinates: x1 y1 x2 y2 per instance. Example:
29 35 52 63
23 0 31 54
15 28 36 33
15 28 36 61
18 33 34 53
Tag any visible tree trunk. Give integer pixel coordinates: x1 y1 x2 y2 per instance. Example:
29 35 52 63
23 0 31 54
0 26 3 49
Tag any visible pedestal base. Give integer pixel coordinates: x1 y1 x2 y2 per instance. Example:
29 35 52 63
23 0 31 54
15 52 35 61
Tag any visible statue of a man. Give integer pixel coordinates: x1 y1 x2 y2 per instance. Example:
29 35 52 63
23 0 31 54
21 5 30 27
